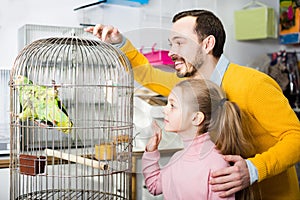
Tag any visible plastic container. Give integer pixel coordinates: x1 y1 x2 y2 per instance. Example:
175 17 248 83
95 143 116 160
140 43 174 66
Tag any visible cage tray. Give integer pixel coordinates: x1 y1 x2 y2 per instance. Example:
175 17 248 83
16 189 127 200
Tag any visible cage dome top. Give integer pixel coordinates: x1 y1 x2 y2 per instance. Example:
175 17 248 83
11 37 133 86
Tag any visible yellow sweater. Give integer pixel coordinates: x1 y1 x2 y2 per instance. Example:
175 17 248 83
121 39 300 199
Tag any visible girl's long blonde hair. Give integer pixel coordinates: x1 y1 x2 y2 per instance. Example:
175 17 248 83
175 79 258 199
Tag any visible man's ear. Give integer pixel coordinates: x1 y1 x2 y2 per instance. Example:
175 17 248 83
192 111 205 126
202 35 215 54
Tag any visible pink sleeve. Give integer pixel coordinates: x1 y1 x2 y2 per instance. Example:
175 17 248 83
142 150 163 195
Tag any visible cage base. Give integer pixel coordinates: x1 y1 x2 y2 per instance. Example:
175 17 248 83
16 189 127 200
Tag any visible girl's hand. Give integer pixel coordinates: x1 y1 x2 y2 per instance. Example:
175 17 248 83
146 121 162 152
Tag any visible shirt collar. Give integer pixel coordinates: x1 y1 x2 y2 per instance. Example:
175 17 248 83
209 54 230 87
181 133 215 158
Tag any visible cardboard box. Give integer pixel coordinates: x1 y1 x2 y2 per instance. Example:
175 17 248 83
234 4 277 40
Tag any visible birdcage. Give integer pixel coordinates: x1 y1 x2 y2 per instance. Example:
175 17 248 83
10 37 134 199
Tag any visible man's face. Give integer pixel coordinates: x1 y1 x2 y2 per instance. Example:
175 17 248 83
168 16 204 78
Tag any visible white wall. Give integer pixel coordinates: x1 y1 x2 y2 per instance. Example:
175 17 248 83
2 0 297 70
0 168 9 200
218 0 299 66
216 0 290 66
0 0 85 69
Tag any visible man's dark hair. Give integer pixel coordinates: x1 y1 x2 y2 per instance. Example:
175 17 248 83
172 10 226 58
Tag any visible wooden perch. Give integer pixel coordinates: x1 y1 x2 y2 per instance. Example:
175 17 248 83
45 149 109 170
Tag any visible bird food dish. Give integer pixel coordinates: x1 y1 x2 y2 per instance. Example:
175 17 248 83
95 143 116 161
19 154 46 176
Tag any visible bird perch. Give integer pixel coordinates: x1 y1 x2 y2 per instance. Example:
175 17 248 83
45 149 109 170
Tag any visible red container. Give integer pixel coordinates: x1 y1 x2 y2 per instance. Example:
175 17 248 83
19 154 46 176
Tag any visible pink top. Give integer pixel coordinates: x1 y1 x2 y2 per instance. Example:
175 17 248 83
142 133 235 200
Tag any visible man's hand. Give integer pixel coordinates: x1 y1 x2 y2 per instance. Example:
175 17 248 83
209 155 251 197
84 24 122 44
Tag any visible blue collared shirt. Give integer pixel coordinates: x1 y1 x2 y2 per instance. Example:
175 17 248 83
210 54 230 87
209 54 258 185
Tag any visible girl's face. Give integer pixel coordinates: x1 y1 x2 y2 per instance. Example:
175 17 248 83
163 87 198 138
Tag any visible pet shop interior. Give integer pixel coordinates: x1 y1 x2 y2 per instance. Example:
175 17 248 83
0 0 299 199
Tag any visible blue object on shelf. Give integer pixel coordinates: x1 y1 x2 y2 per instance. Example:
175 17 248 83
74 0 148 11
279 33 300 44
106 0 149 6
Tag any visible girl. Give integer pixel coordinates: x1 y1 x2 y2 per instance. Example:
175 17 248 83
142 79 256 200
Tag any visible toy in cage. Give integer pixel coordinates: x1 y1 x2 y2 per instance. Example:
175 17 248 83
10 37 134 199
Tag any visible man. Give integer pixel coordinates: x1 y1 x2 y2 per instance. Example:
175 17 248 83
86 9 300 199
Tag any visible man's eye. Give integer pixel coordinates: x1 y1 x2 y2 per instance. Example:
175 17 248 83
175 42 182 46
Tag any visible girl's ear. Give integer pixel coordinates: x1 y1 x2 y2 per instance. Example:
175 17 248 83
192 111 205 126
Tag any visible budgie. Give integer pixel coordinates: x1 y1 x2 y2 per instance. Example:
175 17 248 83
14 75 73 134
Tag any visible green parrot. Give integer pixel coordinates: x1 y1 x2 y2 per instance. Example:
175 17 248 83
14 75 73 134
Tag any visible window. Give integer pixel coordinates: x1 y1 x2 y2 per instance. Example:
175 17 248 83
0 69 10 155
